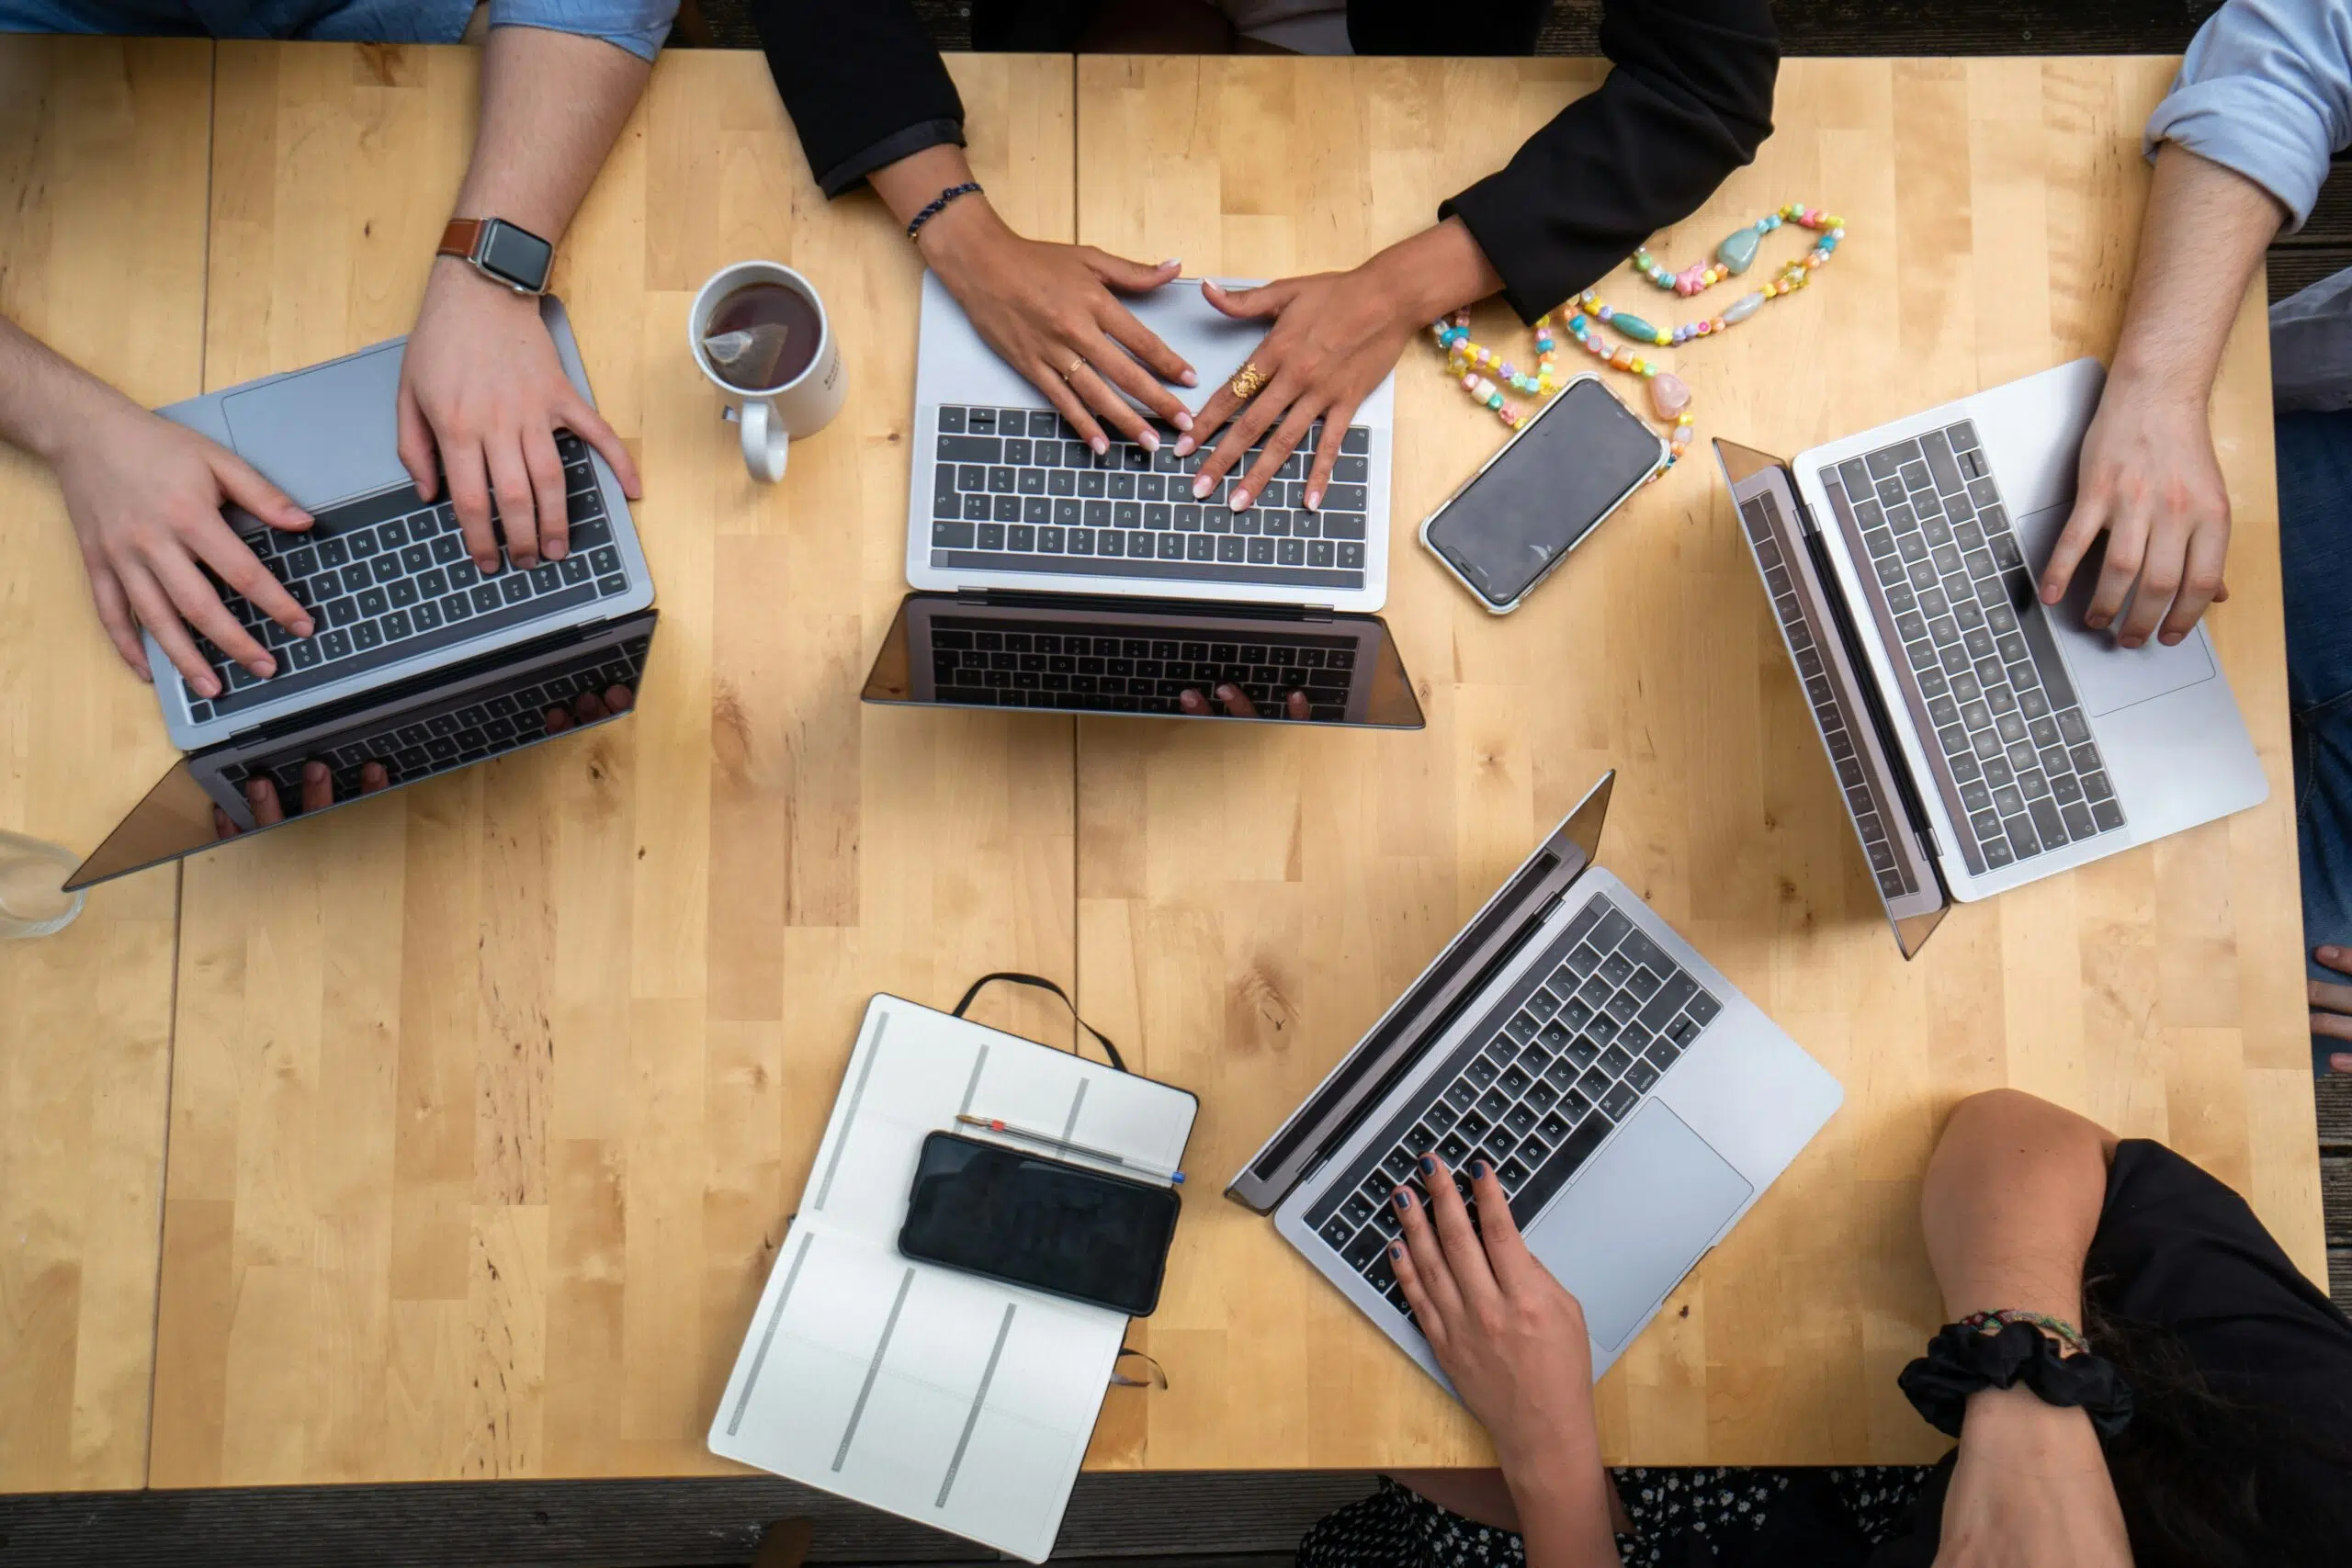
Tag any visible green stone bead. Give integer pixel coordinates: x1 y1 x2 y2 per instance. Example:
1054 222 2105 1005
1716 225 1761 276
1609 312 1662 344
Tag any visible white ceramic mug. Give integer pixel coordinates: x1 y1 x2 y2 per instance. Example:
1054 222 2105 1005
688 261 845 482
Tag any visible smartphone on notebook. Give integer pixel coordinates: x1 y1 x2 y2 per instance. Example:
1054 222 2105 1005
899 1131 1180 1315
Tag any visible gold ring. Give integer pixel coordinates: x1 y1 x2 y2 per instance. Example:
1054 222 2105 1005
1059 354 1086 382
1229 362 1267 400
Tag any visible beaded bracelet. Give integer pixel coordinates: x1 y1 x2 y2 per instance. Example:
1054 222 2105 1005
906 181 983 243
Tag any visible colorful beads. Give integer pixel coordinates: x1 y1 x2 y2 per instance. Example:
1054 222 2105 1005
1430 204 1840 471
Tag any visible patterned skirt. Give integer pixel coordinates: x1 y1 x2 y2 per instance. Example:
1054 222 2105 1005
1295 1468 1931 1568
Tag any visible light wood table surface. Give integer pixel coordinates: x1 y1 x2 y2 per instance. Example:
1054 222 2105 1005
146 45 1079 1485
0 39 205 1491
1072 55 2320 1469
0 46 2324 1491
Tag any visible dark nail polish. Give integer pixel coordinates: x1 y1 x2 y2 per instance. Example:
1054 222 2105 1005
1394 1188 1413 1210
1472 1158 1492 1179
1391 1241 1406 1258
1418 1155 1436 1175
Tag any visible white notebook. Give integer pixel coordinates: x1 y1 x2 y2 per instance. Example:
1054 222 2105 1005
707 993 1198 1562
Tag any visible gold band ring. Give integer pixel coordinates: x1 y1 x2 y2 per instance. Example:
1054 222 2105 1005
1059 353 1087 382
1229 362 1268 400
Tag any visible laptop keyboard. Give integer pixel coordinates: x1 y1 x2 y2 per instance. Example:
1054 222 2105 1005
1306 892 1722 1318
928 404 1373 592
1825 422 2125 873
184 433 631 725
1738 492 1919 903
218 633 651 800
930 618 1357 716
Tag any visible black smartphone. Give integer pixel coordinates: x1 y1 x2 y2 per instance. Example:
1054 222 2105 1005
1419 374 1668 614
898 1131 1181 1315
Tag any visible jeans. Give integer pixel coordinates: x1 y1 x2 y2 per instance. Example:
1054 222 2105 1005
2277 411 2352 1070
0 2 474 41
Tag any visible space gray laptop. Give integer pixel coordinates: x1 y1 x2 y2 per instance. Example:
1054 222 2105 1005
149 295 652 752
63 296 656 890
906 274 1396 613
1231 773 1842 1386
1715 357 2266 957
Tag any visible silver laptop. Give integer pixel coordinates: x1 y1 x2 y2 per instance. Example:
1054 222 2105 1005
62 296 657 890
1715 358 2266 957
149 296 652 751
1230 774 1842 1386
906 273 1395 612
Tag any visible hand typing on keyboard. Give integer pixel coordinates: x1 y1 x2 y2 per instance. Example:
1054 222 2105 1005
1386 1156 1626 1552
870 146 1199 456
1174 219 1501 514
398 263 641 574
1177 682 1309 720
26 352 317 695
214 759 390 840
209 682 636 841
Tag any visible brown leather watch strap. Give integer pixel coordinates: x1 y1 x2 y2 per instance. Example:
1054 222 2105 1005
436 217 484 264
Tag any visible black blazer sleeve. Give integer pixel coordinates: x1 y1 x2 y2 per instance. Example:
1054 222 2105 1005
1438 0 1778 322
750 0 968 198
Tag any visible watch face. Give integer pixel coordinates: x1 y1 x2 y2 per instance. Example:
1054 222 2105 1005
479 220 552 290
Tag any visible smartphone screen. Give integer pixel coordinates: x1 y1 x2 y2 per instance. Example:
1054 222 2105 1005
898 1132 1180 1315
1422 377 1665 609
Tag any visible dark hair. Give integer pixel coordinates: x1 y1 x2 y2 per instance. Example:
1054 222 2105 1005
2089 1300 2352 1567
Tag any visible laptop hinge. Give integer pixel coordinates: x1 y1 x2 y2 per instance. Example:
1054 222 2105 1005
962 588 1326 623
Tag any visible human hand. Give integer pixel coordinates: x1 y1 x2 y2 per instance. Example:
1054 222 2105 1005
2037 378 2230 649
51 393 316 694
922 198 1199 453
541 682 635 732
1174 220 1500 515
397 261 640 574
2311 944 2352 1075
1389 1156 1599 1478
1932 1386 2130 1567
1177 683 1309 719
1174 265 1422 514
213 758 390 840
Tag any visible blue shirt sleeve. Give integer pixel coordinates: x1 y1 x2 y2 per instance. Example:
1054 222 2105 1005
489 0 677 62
2143 0 2352 231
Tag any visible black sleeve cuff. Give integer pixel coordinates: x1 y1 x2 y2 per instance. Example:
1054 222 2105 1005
1436 0 1778 323
816 118 969 199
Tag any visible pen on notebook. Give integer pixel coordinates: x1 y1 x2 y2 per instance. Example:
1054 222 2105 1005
955 1113 1187 1184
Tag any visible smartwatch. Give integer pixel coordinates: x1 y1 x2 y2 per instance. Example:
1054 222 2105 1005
436 217 554 295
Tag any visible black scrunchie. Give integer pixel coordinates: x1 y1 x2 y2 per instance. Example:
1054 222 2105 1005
1897 1319 2134 1438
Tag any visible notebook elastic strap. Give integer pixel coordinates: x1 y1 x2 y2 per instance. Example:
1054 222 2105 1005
950 971 1128 1073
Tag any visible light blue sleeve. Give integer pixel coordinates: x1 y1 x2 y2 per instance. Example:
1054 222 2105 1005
488 0 676 62
2143 0 2352 230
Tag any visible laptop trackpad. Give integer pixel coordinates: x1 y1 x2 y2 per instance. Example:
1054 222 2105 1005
1525 1101 1750 1352
2016 504 2216 716
220 342 410 511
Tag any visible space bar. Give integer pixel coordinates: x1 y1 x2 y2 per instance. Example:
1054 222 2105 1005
1507 1115 1613 1231
205 583 600 716
933 549 1363 592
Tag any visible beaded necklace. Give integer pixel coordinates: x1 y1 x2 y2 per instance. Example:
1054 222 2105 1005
1432 203 1844 472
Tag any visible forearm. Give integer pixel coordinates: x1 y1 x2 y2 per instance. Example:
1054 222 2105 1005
2108 141 2284 409
0 318 135 464
1364 219 1508 324
1504 1447 1627 1568
452 25 650 245
1921 1089 2116 1324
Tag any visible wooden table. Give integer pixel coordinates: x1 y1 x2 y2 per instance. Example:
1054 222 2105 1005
0 44 2321 1490
0 39 204 1491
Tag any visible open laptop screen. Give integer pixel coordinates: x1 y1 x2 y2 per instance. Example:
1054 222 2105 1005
862 592 1423 728
1714 442 1946 957
68 612 657 891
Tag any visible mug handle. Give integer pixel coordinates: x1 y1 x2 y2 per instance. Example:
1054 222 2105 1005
740 398 789 483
